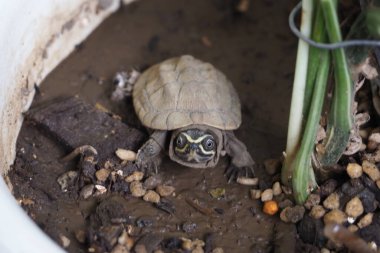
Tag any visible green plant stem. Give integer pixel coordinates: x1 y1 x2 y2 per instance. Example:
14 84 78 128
318 0 353 167
293 2 329 204
282 0 314 185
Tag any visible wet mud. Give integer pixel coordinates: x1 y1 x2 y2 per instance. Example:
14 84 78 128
9 0 300 252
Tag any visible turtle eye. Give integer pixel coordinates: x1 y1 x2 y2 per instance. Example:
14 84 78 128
202 137 215 151
175 134 186 148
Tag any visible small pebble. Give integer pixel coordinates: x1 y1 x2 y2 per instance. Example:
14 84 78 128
280 205 305 223
156 185 175 197
369 241 378 251
348 225 359 233
236 177 259 186
309 205 326 219
263 158 281 175
358 213 374 228
346 163 363 179
143 190 160 203
125 171 144 182
345 197 364 218
143 175 163 190
324 209 347 225
181 238 193 251
323 192 340 210
80 184 94 199
263 200 279 215
94 185 107 194
304 193 321 210
59 234 71 248
212 248 224 253
192 247 204 253
154 251 164 253
192 239 205 248
272 182 282 196
261 189 273 202
320 248 330 253
75 230 86 244
250 189 261 200
130 181 146 197
362 160 380 181
57 171 78 192
96 168 110 182
111 244 130 253
116 149 137 161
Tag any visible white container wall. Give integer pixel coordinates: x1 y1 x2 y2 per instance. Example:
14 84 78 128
0 0 122 252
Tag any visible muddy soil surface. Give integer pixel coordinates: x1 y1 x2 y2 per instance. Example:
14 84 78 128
9 0 299 252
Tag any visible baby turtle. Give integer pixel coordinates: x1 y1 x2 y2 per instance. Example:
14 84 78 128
133 55 254 181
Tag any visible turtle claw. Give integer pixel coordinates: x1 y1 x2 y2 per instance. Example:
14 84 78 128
225 164 255 183
135 152 161 176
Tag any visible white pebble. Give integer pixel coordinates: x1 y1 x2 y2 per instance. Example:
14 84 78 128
261 189 273 202
236 177 259 186
250 189 261 200
116 148 137 161
272 182 282 196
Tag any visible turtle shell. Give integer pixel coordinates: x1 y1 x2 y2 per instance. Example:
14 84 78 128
133 55 241 130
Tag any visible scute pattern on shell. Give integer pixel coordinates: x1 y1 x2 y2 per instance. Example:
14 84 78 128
133 55 241 130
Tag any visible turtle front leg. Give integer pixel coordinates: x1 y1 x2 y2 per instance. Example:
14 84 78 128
136 130 167 175
224 131 255 183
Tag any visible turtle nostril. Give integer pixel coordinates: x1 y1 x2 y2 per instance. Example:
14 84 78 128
190 144 198 151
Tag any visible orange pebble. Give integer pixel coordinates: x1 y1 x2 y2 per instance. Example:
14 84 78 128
263 200 279 215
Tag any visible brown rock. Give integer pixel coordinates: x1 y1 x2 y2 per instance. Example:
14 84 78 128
130 181 146 197
362 160 380 181
143 190 160 203
156 185 175 197
323 192 340 210
357 213 374 228
324 209 347 224
309 205 326 219
345 197 364 218
304 193 320 210
346 163 363 179
96 168 110 182
279 205 305 223
125 171 144 183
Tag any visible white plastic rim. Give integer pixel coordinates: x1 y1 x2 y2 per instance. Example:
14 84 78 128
0 0 123 252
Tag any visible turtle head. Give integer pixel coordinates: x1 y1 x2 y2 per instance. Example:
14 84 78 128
169 126 222 168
